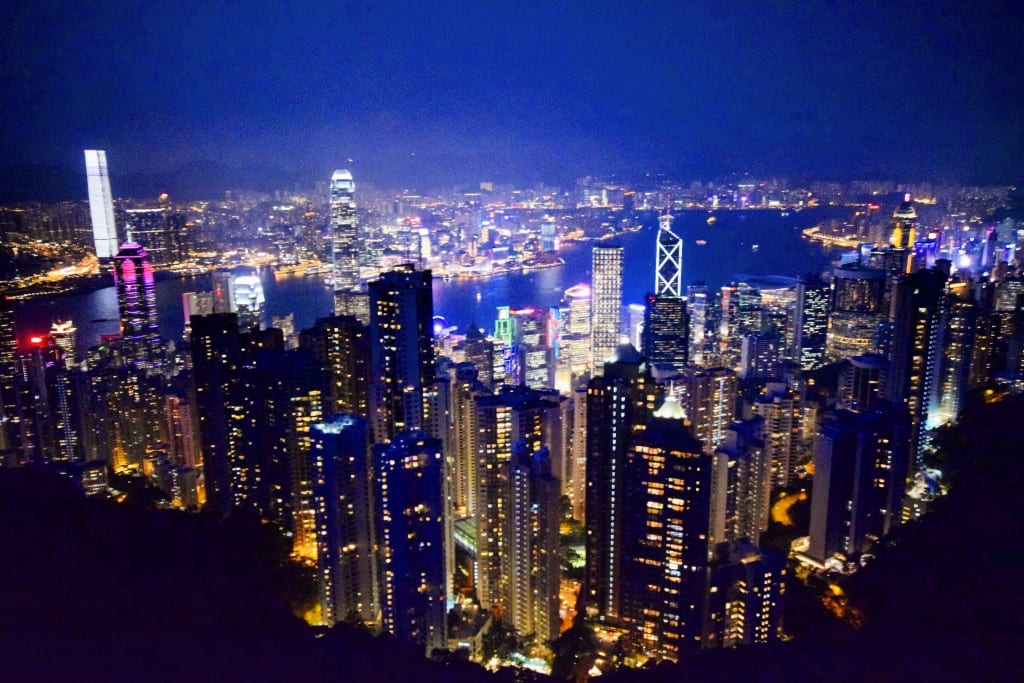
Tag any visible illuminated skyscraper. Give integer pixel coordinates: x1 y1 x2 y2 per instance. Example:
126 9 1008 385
706 541 786 649
562 284 592 377
890 195 917 274
687 283 709 365
0 298 19 454
330 170 363 316
655 213 683 297
711 417 770 547
825 264 887 362
49 320 76 369
751 383 803 489
311 415 377 626
15 336 81 464
374 430 447 655
211 266 266 331
793 274 829 370
885 266 947 463
126 207 185 266
299 315 371 418
368 266 434 443
591 245 624 370
113 242 160 373
181 291 213 341
84 150 118 259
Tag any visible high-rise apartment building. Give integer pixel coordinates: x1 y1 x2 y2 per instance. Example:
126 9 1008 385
677 367 738 454
311 414 377 626
84 150 118 259
584 344 655 620
374 430 447 656
751 383 803 489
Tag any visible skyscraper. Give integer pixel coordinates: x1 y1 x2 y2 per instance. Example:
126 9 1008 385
368 266 435 443
0 298 20 455
330 170 363 316
591 245 624 370
678 367 738 454
621 398 710 660
751 382 803 489
374 430 447 655
793 274 829 370
711 417 770 547
84 150 118 259
642 293 689 373
15 335 81 464
825 264 887 362
113 241 160 373
655 214 683 297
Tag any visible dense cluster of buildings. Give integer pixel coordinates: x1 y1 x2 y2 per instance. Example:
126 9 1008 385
1 154 1022 672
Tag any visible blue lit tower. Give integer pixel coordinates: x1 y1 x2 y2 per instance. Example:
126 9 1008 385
655 213 682 298
368 265 435 444
330 170 366 319
113 241 160 373
84 150 118 259
374 430 447 655
310 414 378 626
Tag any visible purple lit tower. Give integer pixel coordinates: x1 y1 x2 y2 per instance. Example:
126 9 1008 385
113 242 160 372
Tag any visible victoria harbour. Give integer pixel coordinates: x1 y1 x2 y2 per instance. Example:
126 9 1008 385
15 208 844 353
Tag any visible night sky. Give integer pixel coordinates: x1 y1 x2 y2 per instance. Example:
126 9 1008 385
2 1 1023 193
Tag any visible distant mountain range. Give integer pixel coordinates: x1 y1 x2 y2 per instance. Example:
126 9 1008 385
0 161 311 203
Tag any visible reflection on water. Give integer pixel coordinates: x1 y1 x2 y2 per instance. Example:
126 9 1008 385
15 209 844 355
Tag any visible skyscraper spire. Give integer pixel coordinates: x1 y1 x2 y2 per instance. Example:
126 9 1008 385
655 212 682 297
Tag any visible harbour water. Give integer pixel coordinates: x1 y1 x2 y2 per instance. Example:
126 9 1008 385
14 208 848 355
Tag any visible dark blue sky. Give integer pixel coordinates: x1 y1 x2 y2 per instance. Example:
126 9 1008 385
2 0 1022 192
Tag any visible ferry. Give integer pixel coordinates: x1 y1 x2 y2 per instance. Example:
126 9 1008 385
695 239 707 246
706 215 717 225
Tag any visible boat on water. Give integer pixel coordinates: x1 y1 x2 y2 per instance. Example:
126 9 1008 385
695 239 707 246
706 215 717 225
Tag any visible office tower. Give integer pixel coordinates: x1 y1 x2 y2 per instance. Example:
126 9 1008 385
15 336 81 464
885 267 947 464
562 284 592 377
84 150 118 259
711 417 770 547
687 283 709 365
190 313 249 516
655 214 683 297
808 404 910 563
825 264 887 362
181 291 213 340
890 195 917 274
677 367 738 454
584 344 655 620
368 266 435 443
504 442 561 643
113 241 160 373
374 430 447 655
125 208 178 266
751 382 803 489
311 415 377 626
49 321 76 369
331 170 364 318
591 245 624 370
271 313 297 350
838 354 887 413
540 217 557 252
211 267 266 330
642 293 689 373
473 386 552 611
706 540 786 648
0 298 19 454
793 274 829 370
461 321 495 388
740 332 782 380
299 315 371 417
511 307 550 389
621 398 710 660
